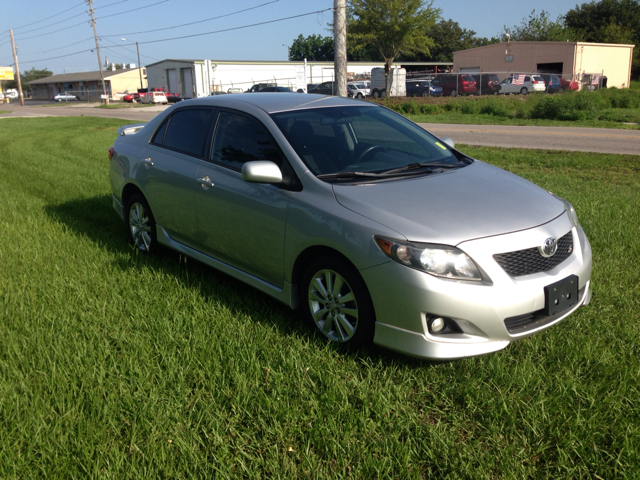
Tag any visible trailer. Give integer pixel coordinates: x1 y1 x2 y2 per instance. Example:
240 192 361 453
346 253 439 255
370 67 406 98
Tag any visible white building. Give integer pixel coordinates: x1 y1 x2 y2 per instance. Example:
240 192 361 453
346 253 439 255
145 59 452 97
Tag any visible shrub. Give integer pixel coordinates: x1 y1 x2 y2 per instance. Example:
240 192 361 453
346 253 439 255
598 87 640 109
531 91 607 121
479 98 511 117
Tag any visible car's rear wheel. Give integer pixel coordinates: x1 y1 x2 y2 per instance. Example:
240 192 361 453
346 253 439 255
520 87 528 95
302 256 375 348
126 194 158 253
450 88 457 97
372 89 380 98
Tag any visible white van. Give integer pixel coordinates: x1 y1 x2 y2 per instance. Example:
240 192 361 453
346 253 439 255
370 67 406 98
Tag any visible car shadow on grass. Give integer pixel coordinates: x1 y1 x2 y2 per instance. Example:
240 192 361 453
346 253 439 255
44 194 442 369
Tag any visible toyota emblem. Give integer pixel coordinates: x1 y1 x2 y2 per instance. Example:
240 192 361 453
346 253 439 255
539 237 558 258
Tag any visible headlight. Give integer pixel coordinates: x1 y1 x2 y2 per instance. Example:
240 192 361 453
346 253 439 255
552 194 579 228
375 236 482 281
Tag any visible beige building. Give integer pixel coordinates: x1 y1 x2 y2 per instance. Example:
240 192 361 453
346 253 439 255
453 41 634 89
27 68 146 100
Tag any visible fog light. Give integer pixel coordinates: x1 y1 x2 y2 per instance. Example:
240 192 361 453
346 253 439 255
431 317 446 333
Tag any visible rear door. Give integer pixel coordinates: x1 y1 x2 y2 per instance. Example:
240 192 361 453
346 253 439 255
193 109 290 286
138 107 216 246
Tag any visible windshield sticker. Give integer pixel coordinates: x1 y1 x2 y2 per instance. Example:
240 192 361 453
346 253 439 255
435 142 447 150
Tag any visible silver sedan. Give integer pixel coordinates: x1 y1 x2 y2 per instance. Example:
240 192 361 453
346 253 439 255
109 93 592 360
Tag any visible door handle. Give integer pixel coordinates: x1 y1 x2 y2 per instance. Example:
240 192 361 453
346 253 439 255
197 176 215 189
142 158 154 168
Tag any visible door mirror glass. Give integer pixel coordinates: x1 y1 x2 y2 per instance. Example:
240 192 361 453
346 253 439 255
241 161 283 184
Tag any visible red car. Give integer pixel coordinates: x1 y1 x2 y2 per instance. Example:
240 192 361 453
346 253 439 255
559 77 579 91
430 74 477 97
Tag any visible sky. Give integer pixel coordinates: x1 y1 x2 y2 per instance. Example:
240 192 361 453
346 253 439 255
0 0 584 75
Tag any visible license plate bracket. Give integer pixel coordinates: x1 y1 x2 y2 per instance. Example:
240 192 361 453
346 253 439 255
544 275 579 316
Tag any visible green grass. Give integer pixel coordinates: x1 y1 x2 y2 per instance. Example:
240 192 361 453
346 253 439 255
1 117 639 477
0 110 10 115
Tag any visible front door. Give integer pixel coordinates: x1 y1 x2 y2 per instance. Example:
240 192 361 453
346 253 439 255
193 110 289 286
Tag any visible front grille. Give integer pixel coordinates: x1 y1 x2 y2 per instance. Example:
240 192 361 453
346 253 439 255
493 231 573 277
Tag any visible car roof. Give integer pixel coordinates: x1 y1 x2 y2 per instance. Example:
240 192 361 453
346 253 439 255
180 92 370 114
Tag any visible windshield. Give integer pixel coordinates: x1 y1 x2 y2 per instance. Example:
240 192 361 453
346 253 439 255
271 106 465 179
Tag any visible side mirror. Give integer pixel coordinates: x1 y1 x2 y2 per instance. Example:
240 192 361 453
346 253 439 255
440 137 455 149
241 161 283 184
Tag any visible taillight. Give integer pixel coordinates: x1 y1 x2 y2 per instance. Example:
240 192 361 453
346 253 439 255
108 147 114 161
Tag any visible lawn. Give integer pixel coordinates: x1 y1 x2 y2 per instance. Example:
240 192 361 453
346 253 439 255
0 117 638 477
95 102 157 109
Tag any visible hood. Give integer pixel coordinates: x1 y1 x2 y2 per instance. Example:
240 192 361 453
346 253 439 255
333 161 565 245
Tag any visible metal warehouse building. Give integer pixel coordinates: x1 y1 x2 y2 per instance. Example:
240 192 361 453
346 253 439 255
453 41 635 89
145 59 452 98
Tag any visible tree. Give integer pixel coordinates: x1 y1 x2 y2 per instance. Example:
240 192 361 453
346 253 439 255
564 0 640 76
399 19 499 62
289 34 334 61
347 0 440 94
288 34 380 62
501 10 578 42
1 67 52 92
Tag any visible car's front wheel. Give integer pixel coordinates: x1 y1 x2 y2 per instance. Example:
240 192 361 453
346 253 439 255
126 194 158 253
302 256 375 348
520 87 529 95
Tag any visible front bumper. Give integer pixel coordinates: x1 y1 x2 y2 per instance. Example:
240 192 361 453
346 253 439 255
363 213 592 359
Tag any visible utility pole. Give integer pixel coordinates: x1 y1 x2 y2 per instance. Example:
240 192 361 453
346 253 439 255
86 0 108 104
136 42 143 90
9 30 24 106
333 0 347 97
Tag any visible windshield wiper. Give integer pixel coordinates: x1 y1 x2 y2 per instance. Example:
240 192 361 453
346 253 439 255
316 171 386 180
379 162 466 175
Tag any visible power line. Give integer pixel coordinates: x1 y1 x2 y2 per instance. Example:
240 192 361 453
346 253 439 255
130 8 334 47
15 7 333 67
102 0 279 38
100 37 160 61
15 0 169 41
10 1 85 31
13 0 130 35
42 37 95 54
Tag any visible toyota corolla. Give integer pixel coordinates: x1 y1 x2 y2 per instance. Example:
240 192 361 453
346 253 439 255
109 93 592 359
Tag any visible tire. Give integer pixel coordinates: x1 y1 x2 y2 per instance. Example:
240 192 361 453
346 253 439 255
450 89 457 97
422 91 429 97
372 89 380 98
301 256 375 349
356 92 363 99
126 194 158 253
520 87 528 95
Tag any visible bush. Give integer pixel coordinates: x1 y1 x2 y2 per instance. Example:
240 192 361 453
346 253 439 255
531 91 607 121
598 87 640 109
479 98 512 118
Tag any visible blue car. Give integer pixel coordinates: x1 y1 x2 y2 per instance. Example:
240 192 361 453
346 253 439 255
540 74 564 94
405 80 442 97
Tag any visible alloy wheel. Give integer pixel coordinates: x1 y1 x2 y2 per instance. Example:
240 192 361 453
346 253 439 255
308 268 359 343
129 202 152 251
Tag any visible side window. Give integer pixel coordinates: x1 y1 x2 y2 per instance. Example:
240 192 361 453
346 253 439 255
210 111 283 170
161 108 215 157
151 120 168 145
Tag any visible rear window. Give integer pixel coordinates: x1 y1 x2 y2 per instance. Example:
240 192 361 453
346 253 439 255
159 108 216 158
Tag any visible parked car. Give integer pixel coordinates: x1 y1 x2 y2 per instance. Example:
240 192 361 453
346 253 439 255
53 93 78 102
227 87 244 94
147 87 181 103
347 84 367 98
429 74 477 97
559 76 580 91
123 93 140 103
499 75 546 95
252 86 294 93
246 83 277 93
538 74 565 93
471 74 501 95
109 94 592 360
348 81 370 96
140 91 168 104
405 79 442 97
306 83 318 93
308 81 335 95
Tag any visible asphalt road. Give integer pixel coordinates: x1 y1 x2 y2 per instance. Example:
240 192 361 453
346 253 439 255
2 101 639 154
420 123 640 155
